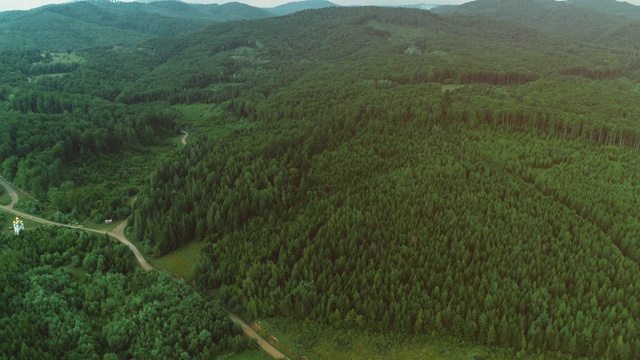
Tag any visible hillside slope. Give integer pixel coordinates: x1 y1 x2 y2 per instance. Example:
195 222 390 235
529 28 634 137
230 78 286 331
0 1 274 51
120 6 640 359
267 0 339 15
432 0 640 49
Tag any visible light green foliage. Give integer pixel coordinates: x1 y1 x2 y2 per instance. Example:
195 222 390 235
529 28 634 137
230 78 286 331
0 227 251 358
153 241 204 282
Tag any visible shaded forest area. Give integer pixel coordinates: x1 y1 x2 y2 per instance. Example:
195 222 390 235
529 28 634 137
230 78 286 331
126 6 640 360
0 225 252 359
0 46 176 223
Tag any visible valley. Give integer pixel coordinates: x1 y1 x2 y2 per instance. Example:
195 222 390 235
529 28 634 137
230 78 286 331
3 0 640 359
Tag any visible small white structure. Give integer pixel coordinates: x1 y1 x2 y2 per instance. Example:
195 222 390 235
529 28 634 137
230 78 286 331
104 219 113 224
13 217 24 235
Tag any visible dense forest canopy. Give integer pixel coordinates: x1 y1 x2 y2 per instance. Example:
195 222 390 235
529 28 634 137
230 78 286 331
432 0 640 49
129 5 640 359
0 226 252 358
4 0 640 359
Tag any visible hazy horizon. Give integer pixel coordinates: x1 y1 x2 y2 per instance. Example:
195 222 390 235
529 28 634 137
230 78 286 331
0 0 469 12
3 0 640 13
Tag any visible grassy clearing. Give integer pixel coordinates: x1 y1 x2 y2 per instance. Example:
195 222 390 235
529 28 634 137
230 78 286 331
63 266 88 284
80 219 119 231
33 73 70 81
0 193 10 206
176 104 256 136
441 84 465 92
0 213 47 236
152 241 204 282
223 350 272 360
45 52 86 64
252 318 566 360
165 131 188 147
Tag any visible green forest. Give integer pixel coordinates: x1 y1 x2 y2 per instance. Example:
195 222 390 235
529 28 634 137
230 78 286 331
4 0 640 359
0 226 253 358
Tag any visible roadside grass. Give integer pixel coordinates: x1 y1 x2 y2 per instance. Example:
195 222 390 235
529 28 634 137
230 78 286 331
0 193 10 206
223 350 272 360
252 318 565 360
80 219 118 231
19 218 46 231
0 214 48 236
152 241 204 282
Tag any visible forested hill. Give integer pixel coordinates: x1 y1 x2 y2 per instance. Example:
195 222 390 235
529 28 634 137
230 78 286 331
116 5 640 105
0 0 274 51
432 0 640 49
122 6 640 359
5 2 640 358
567 0 640 20
267 0 339 15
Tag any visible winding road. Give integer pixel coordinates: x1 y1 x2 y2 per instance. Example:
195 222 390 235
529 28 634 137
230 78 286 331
181 130 189 145
0 136 288 359
0 177 152 270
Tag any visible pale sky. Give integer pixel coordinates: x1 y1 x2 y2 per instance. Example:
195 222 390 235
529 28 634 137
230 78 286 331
0 0 463 12
1 0 640 12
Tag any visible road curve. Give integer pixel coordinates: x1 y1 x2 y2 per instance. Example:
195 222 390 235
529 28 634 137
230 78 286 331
0 168 285 359
0 177 19 208
0 180 152 271
181 130 189 145
107 220 153 271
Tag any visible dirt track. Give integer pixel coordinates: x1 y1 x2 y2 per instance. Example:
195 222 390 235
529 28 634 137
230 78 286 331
0 179 152 270
229 314 288 359
0 143 286 359
181 130 189 145
0 177 18 208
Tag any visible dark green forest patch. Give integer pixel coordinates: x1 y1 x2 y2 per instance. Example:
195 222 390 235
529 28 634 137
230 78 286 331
0 227 253 359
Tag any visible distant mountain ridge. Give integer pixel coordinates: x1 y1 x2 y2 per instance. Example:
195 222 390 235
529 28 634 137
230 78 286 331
8 0 640 53
432 0 640 49
0 0 347 51
0 0 276 51
267 0 339 15
566 0 640 20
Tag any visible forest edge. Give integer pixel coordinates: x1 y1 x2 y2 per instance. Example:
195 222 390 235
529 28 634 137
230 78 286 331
0 155 286 359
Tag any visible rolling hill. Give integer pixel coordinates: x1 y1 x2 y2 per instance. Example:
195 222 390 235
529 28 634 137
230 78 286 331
432 0 640 49
267 0 339 15
4 3 640 359
0 0 274 51
106 6 640 359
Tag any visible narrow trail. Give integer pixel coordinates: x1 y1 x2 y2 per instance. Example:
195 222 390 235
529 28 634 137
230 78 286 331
181 130 189 145
0 178 152 270
0 176 36 204
229 314 289 359
0 134 287 359
0 177 19 208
